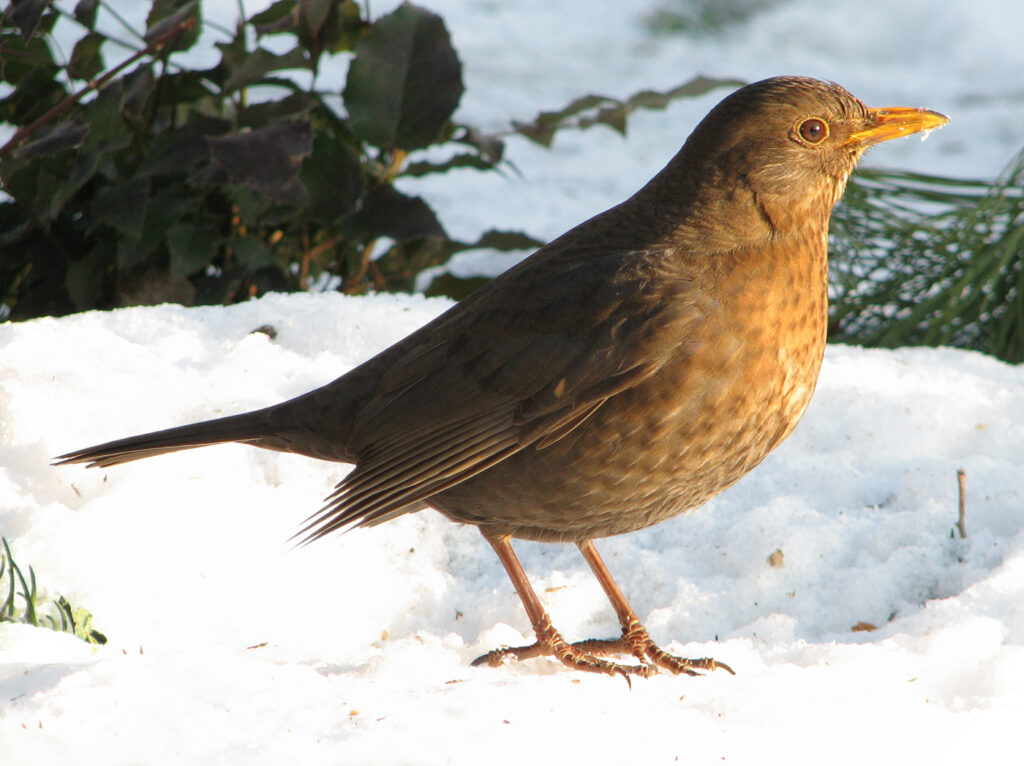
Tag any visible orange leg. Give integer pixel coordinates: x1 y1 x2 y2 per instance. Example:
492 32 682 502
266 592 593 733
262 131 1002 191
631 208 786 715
472 533 733 679
575 539 734 676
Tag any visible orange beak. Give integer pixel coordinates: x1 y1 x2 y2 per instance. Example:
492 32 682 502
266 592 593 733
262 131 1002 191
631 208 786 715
845 106 950 146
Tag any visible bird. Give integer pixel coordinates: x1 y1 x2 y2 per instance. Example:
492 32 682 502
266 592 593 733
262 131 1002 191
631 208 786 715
57 76 948 679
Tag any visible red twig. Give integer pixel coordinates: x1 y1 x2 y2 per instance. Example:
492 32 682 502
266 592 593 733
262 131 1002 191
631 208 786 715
0 18 197 160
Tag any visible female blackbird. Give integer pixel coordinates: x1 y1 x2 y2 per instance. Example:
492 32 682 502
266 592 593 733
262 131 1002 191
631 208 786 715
58 76 947 679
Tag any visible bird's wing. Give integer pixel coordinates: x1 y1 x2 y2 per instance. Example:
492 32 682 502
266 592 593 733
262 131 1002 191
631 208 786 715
296 245 710 542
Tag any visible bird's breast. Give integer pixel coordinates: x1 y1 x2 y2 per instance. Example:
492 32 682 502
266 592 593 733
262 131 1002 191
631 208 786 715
431 232 830 542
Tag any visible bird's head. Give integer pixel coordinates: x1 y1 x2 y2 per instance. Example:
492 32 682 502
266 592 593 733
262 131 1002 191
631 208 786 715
662 76 948 241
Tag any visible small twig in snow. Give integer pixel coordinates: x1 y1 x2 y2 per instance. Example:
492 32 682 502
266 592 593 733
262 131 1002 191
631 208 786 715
955 468 967 539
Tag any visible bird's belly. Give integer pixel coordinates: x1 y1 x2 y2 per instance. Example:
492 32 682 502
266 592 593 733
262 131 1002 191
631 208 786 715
432 253 829 542
432 326 825 541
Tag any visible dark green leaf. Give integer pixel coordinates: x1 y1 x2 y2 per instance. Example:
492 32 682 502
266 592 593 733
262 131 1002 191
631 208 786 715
251 0 300 35
238 92 319 129
77 82 132 154
297 0 363 61
252 0 364 56
116 187 199 269
221 45 310 93
138 117 231 177
247 265 292 294
403 152 498 177
373 235 449 291
300 133 363 223
13 120 87 160
73 0 99 29
121 64 155 120
8 0 51 40
155 68 215 105
514 75 744 147
144 0 200 52
224 183 272 228
67 31 104 81
348 184 444 240
228 235 272 268
208 121 314 205
469 229 542 251
329 0 365 53
383 227 538 297
167 221 220 277
31 168 65 221
0 33 59 86
66 239 113 309
90 176 150 237
301 0 332 34
424 272 488 300
188 162 228 187
344 2 463 150
454 126 504 164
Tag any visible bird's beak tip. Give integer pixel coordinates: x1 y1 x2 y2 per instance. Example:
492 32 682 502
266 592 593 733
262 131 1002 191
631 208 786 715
847 106 950 146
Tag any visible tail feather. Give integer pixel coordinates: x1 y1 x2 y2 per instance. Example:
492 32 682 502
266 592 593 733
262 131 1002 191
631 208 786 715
54 412 269 468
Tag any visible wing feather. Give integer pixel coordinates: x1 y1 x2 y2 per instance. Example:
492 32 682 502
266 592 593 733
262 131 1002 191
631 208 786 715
298 246 708 539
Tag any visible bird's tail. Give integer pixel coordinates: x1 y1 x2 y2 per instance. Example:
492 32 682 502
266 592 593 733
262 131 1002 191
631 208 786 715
54 410 273 468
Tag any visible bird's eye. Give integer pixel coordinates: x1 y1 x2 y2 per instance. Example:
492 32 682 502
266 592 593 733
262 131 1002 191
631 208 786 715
798 117 829 144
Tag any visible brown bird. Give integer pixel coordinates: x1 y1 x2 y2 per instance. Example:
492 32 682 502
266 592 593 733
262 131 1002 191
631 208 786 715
57 76 947 679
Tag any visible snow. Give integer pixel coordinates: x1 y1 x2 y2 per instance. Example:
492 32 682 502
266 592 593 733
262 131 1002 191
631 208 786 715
4 0 1024 763
5 296 1024 763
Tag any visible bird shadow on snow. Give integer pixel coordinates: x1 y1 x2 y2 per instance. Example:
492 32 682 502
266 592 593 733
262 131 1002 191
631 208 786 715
1 662 84 701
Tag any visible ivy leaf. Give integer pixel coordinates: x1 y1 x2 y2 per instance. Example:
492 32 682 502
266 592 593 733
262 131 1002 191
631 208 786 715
344 3 463 150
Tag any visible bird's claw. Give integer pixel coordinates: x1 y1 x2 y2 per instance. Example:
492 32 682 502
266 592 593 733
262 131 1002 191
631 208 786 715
472 623 731 681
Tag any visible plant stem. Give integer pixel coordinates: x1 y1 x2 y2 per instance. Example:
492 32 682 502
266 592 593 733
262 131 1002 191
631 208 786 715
0 17 197 160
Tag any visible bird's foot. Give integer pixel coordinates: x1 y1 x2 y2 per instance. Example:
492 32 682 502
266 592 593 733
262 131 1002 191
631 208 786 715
575 635 734 677
471 620 658 682
471 618 733 681
573 619 735 676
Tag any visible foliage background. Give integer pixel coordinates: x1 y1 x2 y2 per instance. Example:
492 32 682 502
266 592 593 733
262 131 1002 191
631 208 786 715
1 0 1022 361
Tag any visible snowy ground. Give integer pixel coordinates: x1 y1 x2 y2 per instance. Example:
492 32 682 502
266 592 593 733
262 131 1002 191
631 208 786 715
4 0 1024 764
4 294 1024 763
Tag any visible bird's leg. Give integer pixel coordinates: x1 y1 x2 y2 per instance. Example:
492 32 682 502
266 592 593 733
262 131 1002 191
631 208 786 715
471 532 656 679
574 539 735 676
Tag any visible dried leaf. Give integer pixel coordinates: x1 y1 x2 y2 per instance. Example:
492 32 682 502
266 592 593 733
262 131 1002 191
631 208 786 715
851 622 877 632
